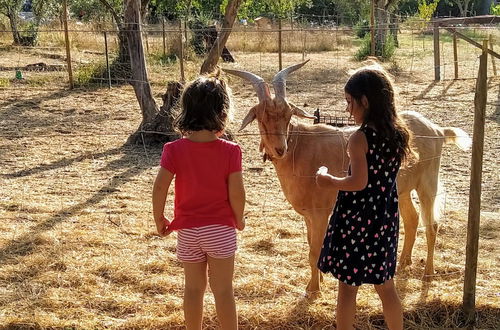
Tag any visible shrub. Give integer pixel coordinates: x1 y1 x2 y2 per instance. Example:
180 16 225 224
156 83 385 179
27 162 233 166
355 33 396 61
354 19 370 39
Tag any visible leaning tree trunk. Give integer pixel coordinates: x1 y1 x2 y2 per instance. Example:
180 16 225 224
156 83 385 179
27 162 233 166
200 0 243 74
7 11 21 45
124 0 178 145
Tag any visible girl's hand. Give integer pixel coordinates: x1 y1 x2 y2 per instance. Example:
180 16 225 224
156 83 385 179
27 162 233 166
236 217 245 231
316 172 334 188
316 166 336 188
155 215 172 237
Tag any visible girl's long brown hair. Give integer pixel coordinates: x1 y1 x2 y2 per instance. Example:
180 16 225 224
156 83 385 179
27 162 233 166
344 67 416 164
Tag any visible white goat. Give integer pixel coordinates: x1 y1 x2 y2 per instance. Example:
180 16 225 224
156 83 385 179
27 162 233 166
224 61 471 297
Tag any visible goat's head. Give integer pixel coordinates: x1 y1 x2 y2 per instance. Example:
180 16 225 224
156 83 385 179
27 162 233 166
223 60 315 159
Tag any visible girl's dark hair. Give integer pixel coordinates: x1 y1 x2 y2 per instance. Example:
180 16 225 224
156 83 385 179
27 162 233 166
175 70 231 135
344 67 415 163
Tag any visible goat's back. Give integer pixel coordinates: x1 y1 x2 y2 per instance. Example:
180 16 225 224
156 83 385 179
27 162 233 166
398 111 448 195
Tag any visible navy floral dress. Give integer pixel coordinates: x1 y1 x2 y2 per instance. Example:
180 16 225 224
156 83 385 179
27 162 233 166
318 126 400 286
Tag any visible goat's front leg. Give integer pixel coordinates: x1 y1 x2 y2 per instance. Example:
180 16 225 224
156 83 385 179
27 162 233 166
305 214 329 299
398 193 418 270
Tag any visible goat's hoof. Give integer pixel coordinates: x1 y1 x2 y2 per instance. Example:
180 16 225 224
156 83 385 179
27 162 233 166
305 290 321 300
399 258 412 269
422 271 435 282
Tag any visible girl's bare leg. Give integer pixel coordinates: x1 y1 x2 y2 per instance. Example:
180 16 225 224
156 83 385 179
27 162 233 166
336 281 359 330
208 256 237 330
374 279 403 330
183 261 208 330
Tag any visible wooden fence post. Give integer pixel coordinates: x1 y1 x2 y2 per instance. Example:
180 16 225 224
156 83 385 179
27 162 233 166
63 0 73 89
463 39 488 325
162 18 166 57
278 18 282 71
178 21 185 83
433 22 440 81
104 31 111 88
370 0 375 56
490 34 497 76
302 28 306 61
453 32 458 79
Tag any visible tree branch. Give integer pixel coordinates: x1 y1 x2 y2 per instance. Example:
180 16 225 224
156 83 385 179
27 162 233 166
97 0 122 26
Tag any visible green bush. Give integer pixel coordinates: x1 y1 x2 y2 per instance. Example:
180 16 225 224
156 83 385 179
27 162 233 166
355 34 372 61
355 33 397 61
149 53 178 66
354 19 370 39
75 62 107 87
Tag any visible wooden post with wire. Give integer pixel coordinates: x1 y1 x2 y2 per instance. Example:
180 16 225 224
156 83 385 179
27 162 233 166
178 20 185 83
302 28 306 61
453 32 458 79
104 31 111 88
162 18 166 57
370 0 375 56
490 34 497 76
62 0 73 89
278 18 282 71
433 22 440 81
463 39 488 325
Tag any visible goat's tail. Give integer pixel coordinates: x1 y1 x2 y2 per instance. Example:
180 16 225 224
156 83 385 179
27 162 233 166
442 127 472 151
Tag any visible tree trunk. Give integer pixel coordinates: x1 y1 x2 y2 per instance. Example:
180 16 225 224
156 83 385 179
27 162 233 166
124 0 177 145
7 11 21 45
375 0 388 57
98 0 133 81
200 0 243 74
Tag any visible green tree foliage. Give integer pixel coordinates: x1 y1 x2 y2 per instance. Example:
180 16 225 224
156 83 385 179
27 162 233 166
490 2 500 15
418 0 440 21
221 0 311 19
69 0 120 22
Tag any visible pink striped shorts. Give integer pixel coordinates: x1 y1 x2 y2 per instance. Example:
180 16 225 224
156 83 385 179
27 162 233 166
176 224 237 263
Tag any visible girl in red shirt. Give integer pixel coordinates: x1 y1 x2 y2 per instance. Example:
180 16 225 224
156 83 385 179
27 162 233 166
152 71 245 330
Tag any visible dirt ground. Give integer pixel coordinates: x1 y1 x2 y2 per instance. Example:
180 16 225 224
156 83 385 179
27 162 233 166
0 31 499 329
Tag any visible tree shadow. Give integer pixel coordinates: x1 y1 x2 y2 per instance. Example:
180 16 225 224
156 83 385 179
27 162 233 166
415 81 437 99
441 79 456 95
3 146 123 178
0 143 161 269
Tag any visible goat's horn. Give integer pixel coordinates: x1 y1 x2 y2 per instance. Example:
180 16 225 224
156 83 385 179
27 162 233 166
222 68 271 102
271 60 310 98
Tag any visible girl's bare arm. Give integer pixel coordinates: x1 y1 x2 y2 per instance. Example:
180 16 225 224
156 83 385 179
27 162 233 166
316 130 368 191
228 171 246 230
152 167 174 236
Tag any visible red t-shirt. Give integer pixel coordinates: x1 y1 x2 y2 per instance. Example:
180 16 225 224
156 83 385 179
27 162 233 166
160 138 242 230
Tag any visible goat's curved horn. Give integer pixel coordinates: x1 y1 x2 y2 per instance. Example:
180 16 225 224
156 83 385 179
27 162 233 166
222 68 271 102
271 59 310 98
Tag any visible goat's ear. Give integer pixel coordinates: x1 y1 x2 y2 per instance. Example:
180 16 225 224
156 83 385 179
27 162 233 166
290 102 316 119
239 105 257 131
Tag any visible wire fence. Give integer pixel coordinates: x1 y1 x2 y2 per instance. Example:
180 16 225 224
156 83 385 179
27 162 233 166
0 21 498 89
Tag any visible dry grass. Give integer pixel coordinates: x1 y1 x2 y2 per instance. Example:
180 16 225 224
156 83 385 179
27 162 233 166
0 28 499 329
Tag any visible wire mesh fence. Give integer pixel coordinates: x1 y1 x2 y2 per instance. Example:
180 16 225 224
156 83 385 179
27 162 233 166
0 20 498 89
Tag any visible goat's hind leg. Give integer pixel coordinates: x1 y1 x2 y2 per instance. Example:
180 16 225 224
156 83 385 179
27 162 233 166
398 192 418 270
416 182 439 280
